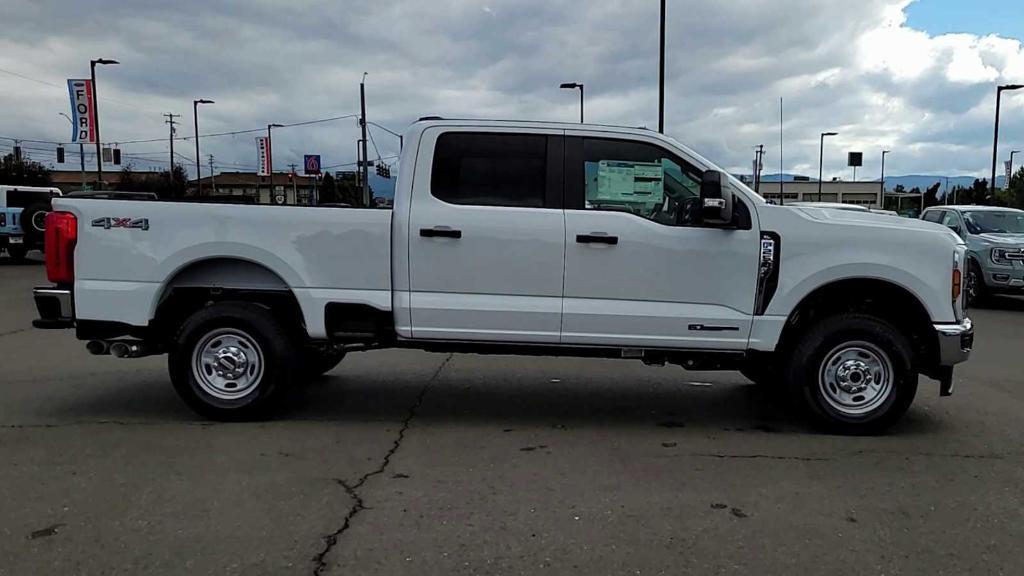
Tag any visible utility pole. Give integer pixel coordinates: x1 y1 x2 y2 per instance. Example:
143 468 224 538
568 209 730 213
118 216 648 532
289 162 298 203
658 0 666 134
163 113 180 174
208 154 216 193
360 73 370 207
779 98 784 205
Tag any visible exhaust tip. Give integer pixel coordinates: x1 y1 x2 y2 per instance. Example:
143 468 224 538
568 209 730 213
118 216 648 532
110 342 130 358
86 340 110 355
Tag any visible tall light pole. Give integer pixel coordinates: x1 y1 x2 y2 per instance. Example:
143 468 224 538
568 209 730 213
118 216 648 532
818 131 838 201
89 58 118 190
658 0 666 133
991 84 1023 198
267 123 283 203
59 113 86 190
560 82 584 123
880 149 890 205
360 73 370 207
193 99 214 194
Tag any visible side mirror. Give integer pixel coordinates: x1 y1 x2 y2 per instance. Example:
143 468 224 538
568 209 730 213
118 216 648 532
948 224 962 237
700 170 733 226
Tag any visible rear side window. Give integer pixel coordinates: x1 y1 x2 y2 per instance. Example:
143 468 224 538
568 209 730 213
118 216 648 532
922 210 944 223
5 190 58 208
431 133 548 208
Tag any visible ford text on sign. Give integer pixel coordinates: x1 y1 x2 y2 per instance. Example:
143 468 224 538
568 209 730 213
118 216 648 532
67 79 96 144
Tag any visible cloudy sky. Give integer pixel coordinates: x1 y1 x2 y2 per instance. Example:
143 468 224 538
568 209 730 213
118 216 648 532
2 0 1023 183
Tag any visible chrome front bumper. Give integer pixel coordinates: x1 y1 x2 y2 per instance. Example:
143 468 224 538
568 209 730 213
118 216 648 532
934 318 973 367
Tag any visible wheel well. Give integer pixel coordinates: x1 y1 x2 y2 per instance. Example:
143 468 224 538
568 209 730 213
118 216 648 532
152 258 306 342
776 278 937 372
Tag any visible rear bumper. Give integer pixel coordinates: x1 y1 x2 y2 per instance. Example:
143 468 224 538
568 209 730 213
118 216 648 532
33 286 75 329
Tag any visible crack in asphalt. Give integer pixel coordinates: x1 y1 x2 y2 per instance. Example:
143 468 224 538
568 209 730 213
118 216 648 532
311 353 452 576
0 328 28 338
695 453 832 462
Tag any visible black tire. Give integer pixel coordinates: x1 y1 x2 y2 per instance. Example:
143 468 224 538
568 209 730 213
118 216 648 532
786 313 917 435
19 203 50 245
6 245 28 262
168 301 298 421
300 347 346 379
966 260 988 307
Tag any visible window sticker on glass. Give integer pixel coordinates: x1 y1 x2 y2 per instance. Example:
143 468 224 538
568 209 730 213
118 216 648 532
588 160 665 211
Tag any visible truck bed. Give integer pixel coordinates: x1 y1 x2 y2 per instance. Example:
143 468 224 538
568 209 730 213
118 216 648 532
56 198 393 338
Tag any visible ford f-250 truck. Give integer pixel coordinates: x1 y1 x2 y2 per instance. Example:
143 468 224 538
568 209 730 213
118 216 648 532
32 119 973 433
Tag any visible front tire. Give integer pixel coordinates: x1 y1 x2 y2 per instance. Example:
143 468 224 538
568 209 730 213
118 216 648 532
786 313 917 435
966 261 988 307
169 302 298 421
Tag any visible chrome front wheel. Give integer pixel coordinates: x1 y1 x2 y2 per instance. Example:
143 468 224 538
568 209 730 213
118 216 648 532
818 341 893 416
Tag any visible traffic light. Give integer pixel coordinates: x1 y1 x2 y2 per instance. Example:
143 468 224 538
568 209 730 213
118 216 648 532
112 148 121 165
56 146 65 164
383 165 391 179
375 163 384 177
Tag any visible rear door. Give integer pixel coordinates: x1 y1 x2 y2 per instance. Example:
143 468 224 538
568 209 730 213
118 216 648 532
560 134 760 350
407 128 566 342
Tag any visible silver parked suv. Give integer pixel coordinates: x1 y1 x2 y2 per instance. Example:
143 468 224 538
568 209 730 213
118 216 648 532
922 206 1024 304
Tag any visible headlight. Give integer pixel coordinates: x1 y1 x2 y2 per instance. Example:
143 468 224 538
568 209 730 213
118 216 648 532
992 248 1020 266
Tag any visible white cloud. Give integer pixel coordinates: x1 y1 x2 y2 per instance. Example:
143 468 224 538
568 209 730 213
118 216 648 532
1 0 1023 180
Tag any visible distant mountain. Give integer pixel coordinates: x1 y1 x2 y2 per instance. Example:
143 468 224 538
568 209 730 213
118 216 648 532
754 173 1007 193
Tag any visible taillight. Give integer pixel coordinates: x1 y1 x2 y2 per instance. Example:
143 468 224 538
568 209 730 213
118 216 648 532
0 212 6 227
952 268 962 302
45 212 77 284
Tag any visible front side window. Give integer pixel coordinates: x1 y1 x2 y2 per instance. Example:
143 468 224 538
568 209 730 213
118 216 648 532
582 138 702 226
431 132 547 208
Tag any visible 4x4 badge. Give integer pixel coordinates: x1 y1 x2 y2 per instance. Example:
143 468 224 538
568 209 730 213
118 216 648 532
91 217 149 231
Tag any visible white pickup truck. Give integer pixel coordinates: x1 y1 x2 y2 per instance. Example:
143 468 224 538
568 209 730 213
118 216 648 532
33 119 973 433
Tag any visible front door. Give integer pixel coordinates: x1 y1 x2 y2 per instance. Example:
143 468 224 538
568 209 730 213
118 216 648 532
560 134 760 350
407 128 566 342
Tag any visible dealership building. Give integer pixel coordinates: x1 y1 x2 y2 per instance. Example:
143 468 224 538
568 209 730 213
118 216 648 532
754 181 884 207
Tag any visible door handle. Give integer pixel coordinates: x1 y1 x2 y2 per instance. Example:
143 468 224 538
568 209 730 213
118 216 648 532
576 233 618 245
420 227 462 239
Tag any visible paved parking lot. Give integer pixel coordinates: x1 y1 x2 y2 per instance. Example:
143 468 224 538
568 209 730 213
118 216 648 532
2 254 1023 575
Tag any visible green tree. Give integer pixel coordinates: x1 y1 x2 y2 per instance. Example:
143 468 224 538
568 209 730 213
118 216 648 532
0 153 52 186
318 172 338 204
1008 166 1024 209
923 182 941 208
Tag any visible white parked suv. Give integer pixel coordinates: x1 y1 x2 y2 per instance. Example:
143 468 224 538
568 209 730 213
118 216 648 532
33 119 972 433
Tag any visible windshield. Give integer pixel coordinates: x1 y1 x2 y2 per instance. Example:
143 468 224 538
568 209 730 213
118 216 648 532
962 210 1024 234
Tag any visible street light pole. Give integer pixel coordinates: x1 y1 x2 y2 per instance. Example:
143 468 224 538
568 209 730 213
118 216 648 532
89 58 118 190
991 84 1023 199
60 113 86 190
193 99 214 194
880 150 890 205
818 131 838 201
360 73 370 207
560 83 584 123
268 123 283 204
658 0 666 133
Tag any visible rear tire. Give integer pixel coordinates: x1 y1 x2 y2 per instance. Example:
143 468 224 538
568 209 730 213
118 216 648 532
786 313 917 435
19 203 50 245
6 245 28 262
169 301 298 421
